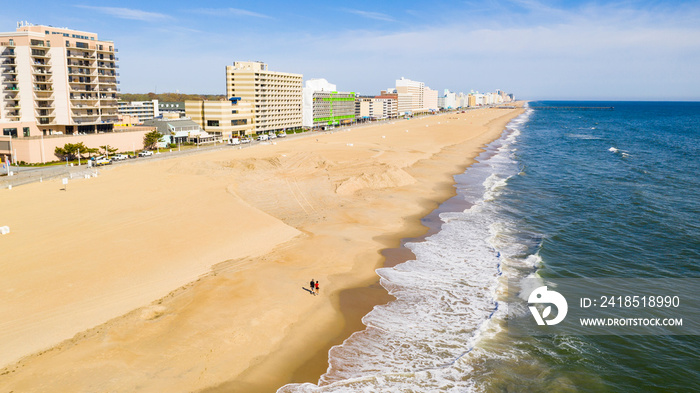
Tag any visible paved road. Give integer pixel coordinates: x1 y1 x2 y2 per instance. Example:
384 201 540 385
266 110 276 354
0 130 324 189
0 114 430 190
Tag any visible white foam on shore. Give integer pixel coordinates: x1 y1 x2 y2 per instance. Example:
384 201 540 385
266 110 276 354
279 109 533 393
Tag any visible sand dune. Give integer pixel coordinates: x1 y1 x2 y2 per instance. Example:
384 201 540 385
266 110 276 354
0 106 523 392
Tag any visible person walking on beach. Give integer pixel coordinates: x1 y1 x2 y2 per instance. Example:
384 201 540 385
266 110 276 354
315 281 320 296
310 279 315 295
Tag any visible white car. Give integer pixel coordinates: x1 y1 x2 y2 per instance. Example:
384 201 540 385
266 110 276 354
93 157 111 166
228 138 241 145
111 154 128 161
241 138 251 144
138 150 154 157
257 134 269 141
277 132 287 138
268 133 277 139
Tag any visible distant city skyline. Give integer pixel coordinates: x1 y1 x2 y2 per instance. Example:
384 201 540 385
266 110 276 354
2 0 699 100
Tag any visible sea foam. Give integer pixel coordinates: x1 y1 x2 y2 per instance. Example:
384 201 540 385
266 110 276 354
279 110 532 392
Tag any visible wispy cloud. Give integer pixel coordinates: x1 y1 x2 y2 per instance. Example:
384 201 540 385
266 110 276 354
343 9 395 22
75 6 171 21
193 8 273 19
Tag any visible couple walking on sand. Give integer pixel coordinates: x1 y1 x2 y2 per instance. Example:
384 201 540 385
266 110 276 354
310 279 319 295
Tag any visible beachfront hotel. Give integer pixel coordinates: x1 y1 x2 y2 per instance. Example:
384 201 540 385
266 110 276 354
355 96 398 122
0 22 119 136
386 77 439 116
302 78 355 129
225 61 302 135
185 98 255 139
0 22 157 164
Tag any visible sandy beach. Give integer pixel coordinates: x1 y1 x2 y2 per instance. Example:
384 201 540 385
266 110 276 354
0 105 523 392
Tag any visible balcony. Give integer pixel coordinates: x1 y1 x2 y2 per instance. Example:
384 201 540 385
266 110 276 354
96 46 115 54
2 59 14 65
68 69 93 76
0 41 15 47
71 104 97 111
66 51 95 59
70 95 99 101
36 109 55 117
67 61 96 68
34 76 53 83
1 50 16 57
34 89 53 98
33 61 51 67
67 44 95 51
31 51 51 59
70 85 96 92
3 84 19 91
32 68 52 75
38 117 54 125
69 77 93 83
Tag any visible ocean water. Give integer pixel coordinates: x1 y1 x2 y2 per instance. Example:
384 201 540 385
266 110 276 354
280 102 700 392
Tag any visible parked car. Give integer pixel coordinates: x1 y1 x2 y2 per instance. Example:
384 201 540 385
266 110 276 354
93 157 112 166
257 134 269 141
268 132 277 139
241 138 251 144
228 137 241 145
111 154 128 161
138 150 154 157
277 132 287 138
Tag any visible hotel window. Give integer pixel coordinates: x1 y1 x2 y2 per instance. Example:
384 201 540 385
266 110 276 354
23 127 30 137
3 128 18 138
207 120 220 127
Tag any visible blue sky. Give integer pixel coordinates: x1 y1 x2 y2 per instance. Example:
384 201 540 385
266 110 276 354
3 1 699 100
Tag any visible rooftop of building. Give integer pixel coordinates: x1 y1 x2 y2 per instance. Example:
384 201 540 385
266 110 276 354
142 118 200 134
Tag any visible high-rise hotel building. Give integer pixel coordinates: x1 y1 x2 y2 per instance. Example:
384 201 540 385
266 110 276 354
225 61 302 134
0 22 119 138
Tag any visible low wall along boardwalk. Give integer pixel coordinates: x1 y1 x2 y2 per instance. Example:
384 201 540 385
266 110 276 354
8 127 154 164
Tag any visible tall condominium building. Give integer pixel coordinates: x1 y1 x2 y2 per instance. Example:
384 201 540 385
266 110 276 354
424 87 438 111
0 22 119 137
225 61 302 134
391 77 439 115
356 96 397 121
395 77 423 115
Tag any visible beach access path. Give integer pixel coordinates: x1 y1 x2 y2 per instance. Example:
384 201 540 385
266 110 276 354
0 105 524 392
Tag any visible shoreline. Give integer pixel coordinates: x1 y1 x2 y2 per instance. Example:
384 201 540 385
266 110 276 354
0 105 524 392
210 108 525 392
281 123 518 391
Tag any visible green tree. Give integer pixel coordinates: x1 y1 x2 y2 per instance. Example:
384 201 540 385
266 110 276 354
54 142 88 160
99 145 118 156
86 147 99 158
143 130 163 150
